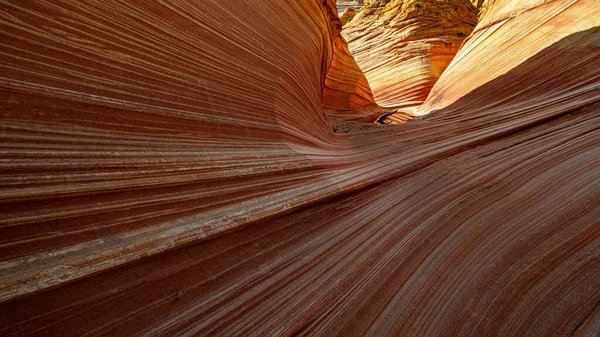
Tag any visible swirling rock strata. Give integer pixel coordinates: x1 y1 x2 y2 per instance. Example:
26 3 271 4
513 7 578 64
419 0 600 116
322 0 382 121
343 0 478 108
0 0 599 336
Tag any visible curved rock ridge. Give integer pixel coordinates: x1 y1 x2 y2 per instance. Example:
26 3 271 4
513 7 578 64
322 33 383 122
322 0 382 121
418 0 600 115
0 0 599 336
342 0 478 109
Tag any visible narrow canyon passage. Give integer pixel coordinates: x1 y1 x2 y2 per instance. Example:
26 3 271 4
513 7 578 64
0 1 599 336
342 0 479 110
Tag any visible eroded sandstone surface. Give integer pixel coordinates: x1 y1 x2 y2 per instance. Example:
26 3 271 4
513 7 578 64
340 8 357 26
0 0 599 336
322 0 382 121
343 0 478 109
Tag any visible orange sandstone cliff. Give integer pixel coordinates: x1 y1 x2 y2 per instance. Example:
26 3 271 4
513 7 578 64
342 0 478 109
420 0 600 115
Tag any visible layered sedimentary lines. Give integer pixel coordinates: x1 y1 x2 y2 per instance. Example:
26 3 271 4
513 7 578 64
343 0 478 109
0 0 599 336
322 0 382 121
419 0 600 114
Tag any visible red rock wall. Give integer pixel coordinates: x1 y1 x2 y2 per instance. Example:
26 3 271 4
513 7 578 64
0 0 341 301
0 0 599 336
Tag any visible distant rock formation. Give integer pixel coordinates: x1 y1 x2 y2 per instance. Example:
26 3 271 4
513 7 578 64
340 8 357 25
471 0 485 10
337 0 365 15
343 0 478 109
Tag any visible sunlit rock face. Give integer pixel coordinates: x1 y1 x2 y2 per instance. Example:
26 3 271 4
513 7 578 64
419 0 600 115
343 0 478 109
471 0 485 10
1 0 599 336
340 8 357 26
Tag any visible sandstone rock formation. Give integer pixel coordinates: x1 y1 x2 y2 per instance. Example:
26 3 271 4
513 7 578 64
322 1 382 121
0 0 599 336
343 0 478 109
471 0 485 10
419 0 600 114
340 8 357 26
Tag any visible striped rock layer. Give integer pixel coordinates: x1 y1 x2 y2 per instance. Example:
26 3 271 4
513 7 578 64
471 0 486 10
321 0 382 121
343 0 478 109
0 0 599 336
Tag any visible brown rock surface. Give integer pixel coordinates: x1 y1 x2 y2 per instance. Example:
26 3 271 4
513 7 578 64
342 0 478 109
0 0 599 336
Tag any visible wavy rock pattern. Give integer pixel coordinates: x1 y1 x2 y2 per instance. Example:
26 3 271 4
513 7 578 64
419 0 600 115
343 0 478 109
322 1 381 121
0 0 599 336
